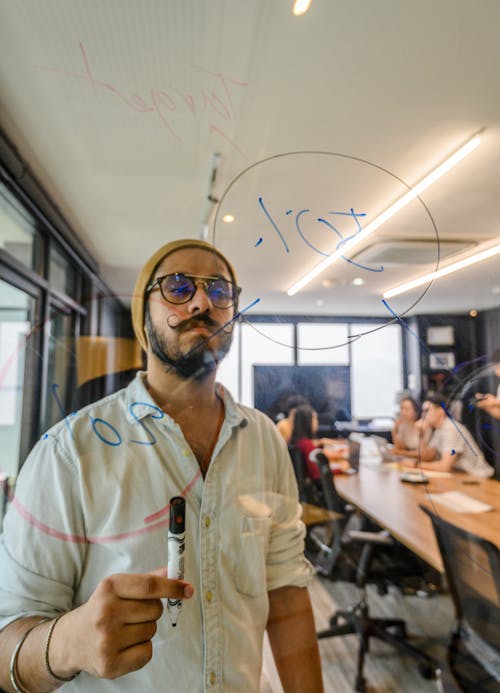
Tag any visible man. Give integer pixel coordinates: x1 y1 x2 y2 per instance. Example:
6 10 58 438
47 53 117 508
403 395 493 477
473 349 500 420
0 239 323 692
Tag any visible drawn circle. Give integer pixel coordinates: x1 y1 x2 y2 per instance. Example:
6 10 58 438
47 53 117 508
212 151 441 350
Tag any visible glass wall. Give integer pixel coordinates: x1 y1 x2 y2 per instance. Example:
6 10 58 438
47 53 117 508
0 172 132 502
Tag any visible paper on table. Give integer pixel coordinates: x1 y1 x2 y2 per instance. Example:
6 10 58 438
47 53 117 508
427 491 494 514
385 462 453 478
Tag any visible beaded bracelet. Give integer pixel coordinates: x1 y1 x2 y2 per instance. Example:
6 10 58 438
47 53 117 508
10 618 50 693
44 613 80 682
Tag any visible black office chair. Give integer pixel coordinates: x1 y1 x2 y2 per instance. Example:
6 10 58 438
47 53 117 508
420 506 500 692
314 452 439 692
288 445 320 505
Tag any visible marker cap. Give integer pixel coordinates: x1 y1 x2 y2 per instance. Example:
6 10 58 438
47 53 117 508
169 496 186 534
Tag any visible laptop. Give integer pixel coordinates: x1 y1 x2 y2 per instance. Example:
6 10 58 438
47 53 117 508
371 435 405 462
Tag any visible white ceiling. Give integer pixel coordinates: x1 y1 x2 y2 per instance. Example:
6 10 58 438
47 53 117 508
0 0 499 320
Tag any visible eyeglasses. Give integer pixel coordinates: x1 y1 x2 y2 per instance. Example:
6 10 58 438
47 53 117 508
146 273 241 309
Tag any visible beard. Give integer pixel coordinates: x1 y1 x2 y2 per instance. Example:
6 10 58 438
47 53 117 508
145 307 233 381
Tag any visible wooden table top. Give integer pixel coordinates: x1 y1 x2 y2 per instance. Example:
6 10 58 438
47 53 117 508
335 464 500 572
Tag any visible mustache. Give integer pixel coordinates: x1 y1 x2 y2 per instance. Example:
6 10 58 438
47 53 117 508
172 314 220 332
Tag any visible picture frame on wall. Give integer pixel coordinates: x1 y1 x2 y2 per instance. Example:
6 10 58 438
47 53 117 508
426 326 455 346
429 352 456 370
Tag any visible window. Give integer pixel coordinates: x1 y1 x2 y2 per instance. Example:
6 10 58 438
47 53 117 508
297 322 349 364
49 244 79 299
350 323 403 419
44 305 77 431
0 183 42 272
0 280 37 477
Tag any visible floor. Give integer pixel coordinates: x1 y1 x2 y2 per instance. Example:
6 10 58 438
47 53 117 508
262 575 455 693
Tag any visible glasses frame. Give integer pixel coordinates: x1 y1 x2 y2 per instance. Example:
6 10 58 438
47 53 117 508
146 272 241 308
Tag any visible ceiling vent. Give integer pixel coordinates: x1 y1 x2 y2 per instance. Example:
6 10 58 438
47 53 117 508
352 240 475 266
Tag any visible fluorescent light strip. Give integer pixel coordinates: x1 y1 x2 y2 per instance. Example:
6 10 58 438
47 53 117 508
287 134 482 296
383 243 500 299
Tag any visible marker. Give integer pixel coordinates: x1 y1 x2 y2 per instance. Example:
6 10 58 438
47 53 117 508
167 496 186 627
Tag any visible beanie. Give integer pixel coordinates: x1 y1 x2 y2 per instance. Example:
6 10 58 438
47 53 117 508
131 239 238 352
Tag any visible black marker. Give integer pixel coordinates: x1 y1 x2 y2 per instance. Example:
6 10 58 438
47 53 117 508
167 496 186 627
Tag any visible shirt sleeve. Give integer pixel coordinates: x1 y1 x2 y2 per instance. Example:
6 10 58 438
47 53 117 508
0 435 86 631
265 434 314 592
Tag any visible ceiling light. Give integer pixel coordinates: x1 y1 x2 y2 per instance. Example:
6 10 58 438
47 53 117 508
222 214 235 223
352 277 364 286
469 309 478 317
383 243 500 299
293 0 312 15
287 132 482 296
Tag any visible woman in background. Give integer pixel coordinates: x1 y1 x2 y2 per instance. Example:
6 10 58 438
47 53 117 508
392 397 434 459
276 394 309 444
290 404 350 481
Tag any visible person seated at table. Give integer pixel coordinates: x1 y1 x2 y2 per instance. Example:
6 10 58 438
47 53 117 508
276 394 310 443
473 348 500 420
391 396 435 459
402 396 494 477
290 404 350 482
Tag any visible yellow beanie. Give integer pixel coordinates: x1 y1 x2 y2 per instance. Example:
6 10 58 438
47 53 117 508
131 239 238 352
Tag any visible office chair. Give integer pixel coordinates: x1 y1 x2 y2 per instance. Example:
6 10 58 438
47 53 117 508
288 445 321 506
314 452 438 692
421 506 500 692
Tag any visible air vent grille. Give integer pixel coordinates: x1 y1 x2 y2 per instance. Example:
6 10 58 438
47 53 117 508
352 240 475 266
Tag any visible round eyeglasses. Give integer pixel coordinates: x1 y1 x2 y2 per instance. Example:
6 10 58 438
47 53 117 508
146 273 241 309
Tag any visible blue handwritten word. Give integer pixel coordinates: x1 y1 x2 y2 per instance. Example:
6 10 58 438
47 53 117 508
258 197 383 273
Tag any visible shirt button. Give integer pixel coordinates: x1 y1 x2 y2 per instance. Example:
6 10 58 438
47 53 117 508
183 449 190 457
204 516 211 528
205 590 213 603
209 672 216 685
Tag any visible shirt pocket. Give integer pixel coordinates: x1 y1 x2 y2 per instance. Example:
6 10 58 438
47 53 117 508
234 516 271 598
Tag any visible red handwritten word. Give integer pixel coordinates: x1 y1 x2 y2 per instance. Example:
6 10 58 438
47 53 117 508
35 42 248 158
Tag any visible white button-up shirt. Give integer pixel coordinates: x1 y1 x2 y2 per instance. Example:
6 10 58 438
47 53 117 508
0 373 313 692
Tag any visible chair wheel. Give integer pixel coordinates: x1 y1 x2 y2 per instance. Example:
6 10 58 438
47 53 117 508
394 623 407 638
355 675 366 692
418 662 437 680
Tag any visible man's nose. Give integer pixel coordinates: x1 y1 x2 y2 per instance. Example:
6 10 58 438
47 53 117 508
187 282 212 313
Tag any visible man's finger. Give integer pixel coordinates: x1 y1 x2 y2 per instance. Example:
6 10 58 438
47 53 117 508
99 573 194 601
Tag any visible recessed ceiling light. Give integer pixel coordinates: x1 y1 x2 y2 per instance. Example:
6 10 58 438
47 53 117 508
316 299 324 306
352 277 364 286
222 214 235 223
293 0 312 16
469 309 478 317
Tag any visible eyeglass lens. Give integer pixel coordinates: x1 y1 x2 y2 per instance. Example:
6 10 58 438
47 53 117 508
160 274 235 307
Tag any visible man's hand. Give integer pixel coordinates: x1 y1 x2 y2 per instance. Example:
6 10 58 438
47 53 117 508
50 568 194 680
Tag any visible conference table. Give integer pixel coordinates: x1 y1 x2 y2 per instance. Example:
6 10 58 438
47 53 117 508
335 460 500 573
